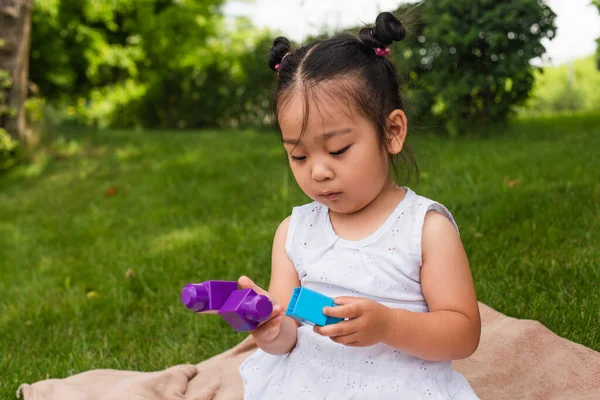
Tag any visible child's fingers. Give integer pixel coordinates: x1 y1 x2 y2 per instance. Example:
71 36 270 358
271 304 284 317
332 296 359 305
238 275 262 293
313 319 353 338
322 303 360 319
238 276 266 293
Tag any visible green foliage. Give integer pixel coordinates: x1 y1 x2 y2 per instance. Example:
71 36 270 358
597 37 600 70
0 69 19 170
30 0 276 129
519 56 600 116
392 0 556 135
0 69 17 119
75 79 147 128
0 128 19 171
135 17 275 129
31 0 142 99
31 0 223 99
25 97 46 124
30 0 560 132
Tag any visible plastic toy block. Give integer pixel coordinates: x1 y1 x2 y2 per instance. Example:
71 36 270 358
285 287 343 326
181 280 238 313
181 280 273 331
218 288 273 331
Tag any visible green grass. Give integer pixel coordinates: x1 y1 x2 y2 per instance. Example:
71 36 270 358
1 113 599 397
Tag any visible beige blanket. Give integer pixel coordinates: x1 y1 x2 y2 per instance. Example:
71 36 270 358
18 303 600 400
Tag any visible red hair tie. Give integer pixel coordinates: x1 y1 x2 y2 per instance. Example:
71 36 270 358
375 47 391 57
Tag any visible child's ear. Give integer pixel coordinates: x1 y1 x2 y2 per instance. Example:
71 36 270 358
386 109 407 155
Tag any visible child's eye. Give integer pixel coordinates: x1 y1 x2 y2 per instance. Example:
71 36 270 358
290 155 306 161
330 145 350 156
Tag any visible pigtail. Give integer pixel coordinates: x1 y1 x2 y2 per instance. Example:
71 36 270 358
359 12 406 51
269 37 293 72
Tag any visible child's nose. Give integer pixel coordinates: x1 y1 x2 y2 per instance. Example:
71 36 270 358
311 162 334 182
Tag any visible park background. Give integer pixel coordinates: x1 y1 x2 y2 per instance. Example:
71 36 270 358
0 0 599 397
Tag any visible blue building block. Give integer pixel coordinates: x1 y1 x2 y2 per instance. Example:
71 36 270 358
285 287 343 326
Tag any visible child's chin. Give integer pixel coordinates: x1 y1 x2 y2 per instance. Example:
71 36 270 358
326 203 355 214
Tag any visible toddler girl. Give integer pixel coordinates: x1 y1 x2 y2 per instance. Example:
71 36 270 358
238 11 481 399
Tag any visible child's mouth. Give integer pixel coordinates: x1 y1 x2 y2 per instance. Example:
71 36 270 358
320 192 341 200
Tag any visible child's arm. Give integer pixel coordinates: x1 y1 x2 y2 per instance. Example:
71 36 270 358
315 210 480 361
241 216 301 355
383 210 481 360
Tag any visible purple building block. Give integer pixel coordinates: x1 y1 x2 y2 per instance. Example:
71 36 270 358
181 280 273 331
181 280 238 313
218 288 273 331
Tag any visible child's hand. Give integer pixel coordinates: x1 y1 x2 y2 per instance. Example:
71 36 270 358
238 276 285 342
313 297 390 347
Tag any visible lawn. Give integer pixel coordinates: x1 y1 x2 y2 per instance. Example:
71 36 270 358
0 112 598 397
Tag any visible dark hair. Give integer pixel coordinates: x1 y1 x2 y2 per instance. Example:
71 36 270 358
268 11 418 184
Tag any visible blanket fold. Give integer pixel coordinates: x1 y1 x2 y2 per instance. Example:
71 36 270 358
18 302 600 400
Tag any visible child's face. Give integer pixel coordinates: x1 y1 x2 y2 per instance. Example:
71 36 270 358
279 91 393 214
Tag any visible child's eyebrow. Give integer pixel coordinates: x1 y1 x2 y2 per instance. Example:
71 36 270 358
282 128 353 145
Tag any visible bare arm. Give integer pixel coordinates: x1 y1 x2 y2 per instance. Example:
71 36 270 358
382 211 481 361
242 216 301 355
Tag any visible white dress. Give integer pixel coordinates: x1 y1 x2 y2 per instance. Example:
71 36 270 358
239 187 479 399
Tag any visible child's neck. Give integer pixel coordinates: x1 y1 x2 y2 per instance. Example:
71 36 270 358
328 180 406 242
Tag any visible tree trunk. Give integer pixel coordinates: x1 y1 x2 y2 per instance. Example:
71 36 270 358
0 0 33 143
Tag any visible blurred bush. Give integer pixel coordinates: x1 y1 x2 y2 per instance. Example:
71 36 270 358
28 0 561 135
29 0 275 130
0 67 19 170
518 56 600 116
0 127 19 171
387 0 556 135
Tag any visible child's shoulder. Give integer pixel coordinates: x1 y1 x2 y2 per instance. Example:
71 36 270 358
405 187 459 233
405 187 441 206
